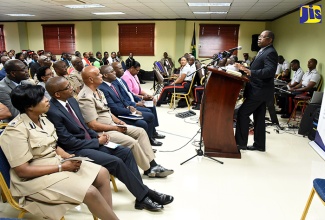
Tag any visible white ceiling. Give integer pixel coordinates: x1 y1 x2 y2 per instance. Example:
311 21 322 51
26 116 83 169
0 0 316 21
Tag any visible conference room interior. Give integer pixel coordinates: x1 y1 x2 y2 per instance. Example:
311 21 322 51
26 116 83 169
1 0 325 219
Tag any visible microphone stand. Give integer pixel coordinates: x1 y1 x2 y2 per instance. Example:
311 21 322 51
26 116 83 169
181 58 224 165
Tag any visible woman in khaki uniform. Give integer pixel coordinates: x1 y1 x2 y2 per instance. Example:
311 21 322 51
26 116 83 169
0 84 118 220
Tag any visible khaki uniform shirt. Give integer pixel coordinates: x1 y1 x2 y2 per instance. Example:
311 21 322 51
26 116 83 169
64 75 82 98
77 84 114 125
0 113 100 219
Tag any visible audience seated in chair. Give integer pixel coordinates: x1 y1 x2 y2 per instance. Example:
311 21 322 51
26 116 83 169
275 55 290 81
160 52 174 76
45 76 174 212
53 60 82 98
0 56 10 80
112 62 164 140
0 60 33 121
70 57 85 87
108 51 119 64
0 84 118 220
80 66 172 175
36 66 54 100
100 65 165 146
277 58 320 118
156 56 194 106
276 59 304 116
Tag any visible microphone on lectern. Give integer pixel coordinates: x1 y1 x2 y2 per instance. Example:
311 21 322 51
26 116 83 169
227 46 242 53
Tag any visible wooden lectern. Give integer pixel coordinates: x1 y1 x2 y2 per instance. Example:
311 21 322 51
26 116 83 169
202 67 249 159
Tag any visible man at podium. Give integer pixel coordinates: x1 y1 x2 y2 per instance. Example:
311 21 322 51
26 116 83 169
234 30 278 152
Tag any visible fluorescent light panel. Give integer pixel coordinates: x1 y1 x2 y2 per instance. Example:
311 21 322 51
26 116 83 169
6 14 35 16
188 3 231 7
92 12 125 15
64 4 105 9
194 11 228 14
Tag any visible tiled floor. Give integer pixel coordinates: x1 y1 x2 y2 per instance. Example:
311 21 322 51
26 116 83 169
1 81 325 220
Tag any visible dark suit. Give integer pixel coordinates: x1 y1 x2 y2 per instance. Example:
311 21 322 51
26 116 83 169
235 45 278 150
29 62 41 78
98 81 156 138
46 97 149 201
113 78 159 127
0 77 32 120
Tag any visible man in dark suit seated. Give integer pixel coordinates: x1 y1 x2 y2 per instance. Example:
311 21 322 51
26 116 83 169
235 30 278 152
111 62 165 140
78 66 173 177
45 76 174 212
0 60 32 121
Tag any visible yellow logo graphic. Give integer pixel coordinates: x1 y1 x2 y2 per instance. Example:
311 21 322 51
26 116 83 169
300 5 322 24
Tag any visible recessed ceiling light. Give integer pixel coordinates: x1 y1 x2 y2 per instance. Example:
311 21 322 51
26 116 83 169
188 3 231 7
92 12 125 15
64 4 105 9
193 12 228 14
6 14 35 16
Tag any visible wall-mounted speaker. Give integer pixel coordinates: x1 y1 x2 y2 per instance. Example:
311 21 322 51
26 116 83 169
251 34 260 52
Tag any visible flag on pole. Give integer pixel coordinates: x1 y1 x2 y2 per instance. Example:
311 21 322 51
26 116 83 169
191 23 196 58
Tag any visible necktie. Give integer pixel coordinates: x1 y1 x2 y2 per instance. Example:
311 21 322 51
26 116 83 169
255 49 263 59
110 85 120 97
118 79 134 102
66 103 91 140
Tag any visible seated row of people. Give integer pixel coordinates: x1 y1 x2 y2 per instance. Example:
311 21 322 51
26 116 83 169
0 60 173 174
276 58 321 118
0 63 175 219
1 57 165 146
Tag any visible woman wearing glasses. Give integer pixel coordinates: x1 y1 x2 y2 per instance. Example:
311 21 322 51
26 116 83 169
36 66 54 100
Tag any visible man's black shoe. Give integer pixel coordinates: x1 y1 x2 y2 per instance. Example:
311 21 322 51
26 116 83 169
153 132 165 139
237 145 247 150
135 197 163 211
192 104 201 110
150 138 163 146
247 145 265 152
149 190 174 205
145 165 174 178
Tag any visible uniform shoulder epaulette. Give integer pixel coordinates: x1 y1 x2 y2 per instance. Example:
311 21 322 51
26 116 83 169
7 118 23 127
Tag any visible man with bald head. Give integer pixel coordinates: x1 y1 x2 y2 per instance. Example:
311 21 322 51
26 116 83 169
70 57 84 86
78 66 173 177
46 76 174 211
0 60 32 120
53 60 82 97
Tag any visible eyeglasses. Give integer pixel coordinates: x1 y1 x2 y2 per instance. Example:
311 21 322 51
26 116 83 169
55 83 71 93
258 35 270 39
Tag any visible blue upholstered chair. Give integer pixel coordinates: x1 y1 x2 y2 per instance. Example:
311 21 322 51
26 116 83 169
0 147 29 219
301 178 325 219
